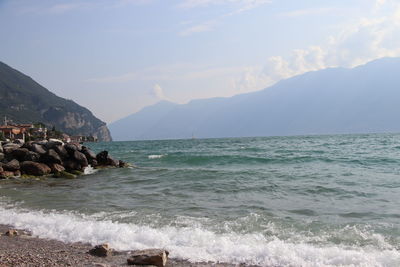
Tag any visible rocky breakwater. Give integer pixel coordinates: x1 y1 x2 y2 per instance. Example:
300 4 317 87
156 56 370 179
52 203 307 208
0 140 128 179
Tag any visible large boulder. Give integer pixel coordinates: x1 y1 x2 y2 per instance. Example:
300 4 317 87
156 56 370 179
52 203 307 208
73 151 88 167
11 148 30 161
64 143 78 155
21 141 34 150
96 151 108 165
4 159 20 171
82 146 96 160
107 157 119 167
24 151 40 162
127 249 169 267
54 145 68 159
89 243 112 257
63 160 82 171
31 144 47 155
3 143 21 154
21 161 51 176
40 149 62 165
48 163 65 173
45 139 64 149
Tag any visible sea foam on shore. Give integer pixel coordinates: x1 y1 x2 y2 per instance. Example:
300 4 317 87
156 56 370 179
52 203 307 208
0 201 398 266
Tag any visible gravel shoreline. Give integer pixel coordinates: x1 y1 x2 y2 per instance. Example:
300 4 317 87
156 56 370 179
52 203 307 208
0 224 260 267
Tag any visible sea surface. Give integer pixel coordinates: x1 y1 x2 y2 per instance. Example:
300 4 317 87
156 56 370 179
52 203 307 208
1 134 400 266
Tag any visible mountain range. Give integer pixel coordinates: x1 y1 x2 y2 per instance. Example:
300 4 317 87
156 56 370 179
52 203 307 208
109 57 400 141
0 61 112 141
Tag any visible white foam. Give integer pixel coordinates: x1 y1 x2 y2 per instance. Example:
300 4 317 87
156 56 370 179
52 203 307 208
148 154 165 159
0 205 399 266
83 165 97 175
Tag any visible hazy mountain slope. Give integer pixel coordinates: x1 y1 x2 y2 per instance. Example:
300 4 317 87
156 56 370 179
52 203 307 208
108 101 178 141
0 61 112 141
110 57 400 141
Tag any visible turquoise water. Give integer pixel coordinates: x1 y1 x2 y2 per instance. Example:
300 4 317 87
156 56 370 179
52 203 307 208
1 134 400 266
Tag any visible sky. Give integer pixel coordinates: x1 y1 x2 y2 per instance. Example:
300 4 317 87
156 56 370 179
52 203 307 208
1 0 400 123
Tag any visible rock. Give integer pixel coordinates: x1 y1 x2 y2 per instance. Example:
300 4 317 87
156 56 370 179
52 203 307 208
0 143 3 153
45 139 64 149
64 143 78 155
36 140 48 146
107 157 119 167
82 146 96 160
4 159 20 171
89 244 112 257
5 229 18 236
48 163 65 173
96 151 109 165
11 148 30 161
32 144 47 155
127 249 169 267
54 145 68 159
13 139 24 145
40 149 62 165
119 160 129 168
3 143 21 154
0 152 4 161
73 151 88 167
24 151 40 162
90 159 98 167
21 161 51 176
63 160 82 171
0 166 3 172
0 171 15 179
21 141 34 150
13 170 21 177
53 171 77 179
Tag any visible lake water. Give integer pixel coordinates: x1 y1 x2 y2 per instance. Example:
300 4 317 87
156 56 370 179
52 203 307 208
1 134 400 266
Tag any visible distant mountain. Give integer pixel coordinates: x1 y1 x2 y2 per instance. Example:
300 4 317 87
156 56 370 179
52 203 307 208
0 61 112 141
109 57 400 141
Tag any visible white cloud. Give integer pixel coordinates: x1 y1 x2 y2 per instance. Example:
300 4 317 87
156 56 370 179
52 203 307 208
178 0 269 9
178 0 271 36
86 64 249 84
152 84 166 100
260 1 400 86
279 7 338 18
179 20 216 36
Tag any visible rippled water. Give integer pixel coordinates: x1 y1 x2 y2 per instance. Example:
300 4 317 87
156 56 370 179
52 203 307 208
1 134 400 266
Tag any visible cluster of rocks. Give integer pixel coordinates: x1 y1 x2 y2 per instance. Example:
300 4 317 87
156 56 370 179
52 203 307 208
0 139 128 179
89 244 169 267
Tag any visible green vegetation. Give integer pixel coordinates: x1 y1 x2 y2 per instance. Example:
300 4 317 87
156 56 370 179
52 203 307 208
0 61 110 139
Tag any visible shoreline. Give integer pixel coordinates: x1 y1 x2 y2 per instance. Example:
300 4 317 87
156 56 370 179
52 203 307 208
0 224 258 267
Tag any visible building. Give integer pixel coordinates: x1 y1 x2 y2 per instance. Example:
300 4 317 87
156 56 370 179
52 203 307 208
0 124 33 141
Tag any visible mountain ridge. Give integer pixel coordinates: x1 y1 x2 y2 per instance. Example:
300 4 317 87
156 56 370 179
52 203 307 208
109 57 400 141
0 61 112 141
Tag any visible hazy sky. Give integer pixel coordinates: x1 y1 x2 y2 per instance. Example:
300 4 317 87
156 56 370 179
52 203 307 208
1 0 400 123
